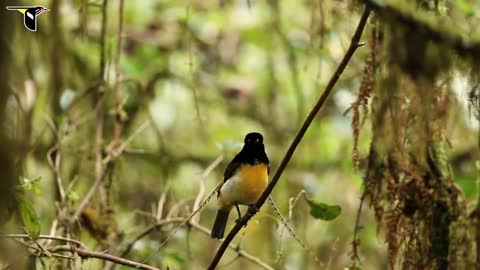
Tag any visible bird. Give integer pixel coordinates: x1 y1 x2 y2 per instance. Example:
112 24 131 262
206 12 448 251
6 6 49 31
211 132 270 239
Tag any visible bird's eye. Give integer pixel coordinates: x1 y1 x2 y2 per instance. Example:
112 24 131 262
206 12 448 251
255 138 260 143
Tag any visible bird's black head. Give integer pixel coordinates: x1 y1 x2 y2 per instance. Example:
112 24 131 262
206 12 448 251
244 132 263 145
243 132 266 156
233 132 269 166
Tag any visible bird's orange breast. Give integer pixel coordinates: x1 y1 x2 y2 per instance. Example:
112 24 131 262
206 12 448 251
218 163 269 208
237 163 269 203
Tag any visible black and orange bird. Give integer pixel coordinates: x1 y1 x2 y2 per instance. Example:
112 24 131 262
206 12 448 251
211 132 269 239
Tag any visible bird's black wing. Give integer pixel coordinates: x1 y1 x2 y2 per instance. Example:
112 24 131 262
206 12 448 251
223 160 241 182
217 159 241 198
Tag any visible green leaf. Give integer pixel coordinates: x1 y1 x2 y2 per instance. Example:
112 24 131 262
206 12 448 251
305 198 341 221
455 0 474 17
19 176 42 194
17 196 41 240
67 191 79 202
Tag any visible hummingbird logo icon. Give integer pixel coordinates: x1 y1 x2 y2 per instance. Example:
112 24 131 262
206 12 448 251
6 6 50 31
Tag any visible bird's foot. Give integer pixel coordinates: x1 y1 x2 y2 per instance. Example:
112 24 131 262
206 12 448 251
247 203 259 214
235 204 242 219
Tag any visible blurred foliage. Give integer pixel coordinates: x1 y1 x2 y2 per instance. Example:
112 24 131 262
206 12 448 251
0 0 479 269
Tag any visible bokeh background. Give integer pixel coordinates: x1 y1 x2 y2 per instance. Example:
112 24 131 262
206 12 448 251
0 0 479 269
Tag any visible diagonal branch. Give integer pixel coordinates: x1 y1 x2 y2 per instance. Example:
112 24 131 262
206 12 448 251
207 6 372 269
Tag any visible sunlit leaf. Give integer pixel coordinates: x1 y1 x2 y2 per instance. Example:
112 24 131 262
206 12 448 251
305 198 341 221
17 196 41 240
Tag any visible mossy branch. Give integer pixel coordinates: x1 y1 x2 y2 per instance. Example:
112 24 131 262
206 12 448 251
364 0 480 57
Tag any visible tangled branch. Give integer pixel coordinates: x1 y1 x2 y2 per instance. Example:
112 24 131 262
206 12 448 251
1 234 160 270
207 6 372 269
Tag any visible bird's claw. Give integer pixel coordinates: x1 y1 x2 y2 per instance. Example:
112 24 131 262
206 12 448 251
248 203 259 213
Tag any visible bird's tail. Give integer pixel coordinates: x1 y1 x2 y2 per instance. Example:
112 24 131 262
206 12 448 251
211 209 230 239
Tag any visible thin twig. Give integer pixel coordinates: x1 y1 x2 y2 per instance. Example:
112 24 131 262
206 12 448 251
269 0 304 125
0 234 86 248
121 217 185 258
119 218 274 270
134 155 223 262
47 144 66 203
143 180 223 262
5 234 159 270
192 155 224 223
288 190 307 220
112 0 125 142
44 219 58 247
71 166 109 221
267 196 307 249
72 121 150 221
156 186 169 220
104 120 151 163
350 190 367 264
95 0 108 210
44 116 66 204
52 246 161 270
207 6 372 269
185 5 205 137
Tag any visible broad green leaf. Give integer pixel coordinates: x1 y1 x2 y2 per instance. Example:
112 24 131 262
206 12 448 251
305 198 341 221
17 196 41 240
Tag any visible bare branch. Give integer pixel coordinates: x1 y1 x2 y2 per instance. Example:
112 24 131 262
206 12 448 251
71 165 109 221
112 0 125 142
52 246 161 270
0 234 86 248
72 121 150 221
3 234 160 270
118 218 274 270
192 155 224 223
207 6 372 269
104 120 151 163
156 186 169 220
47 144 66 203
350 190 367 265
143 180 222 261
267 196 307 250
